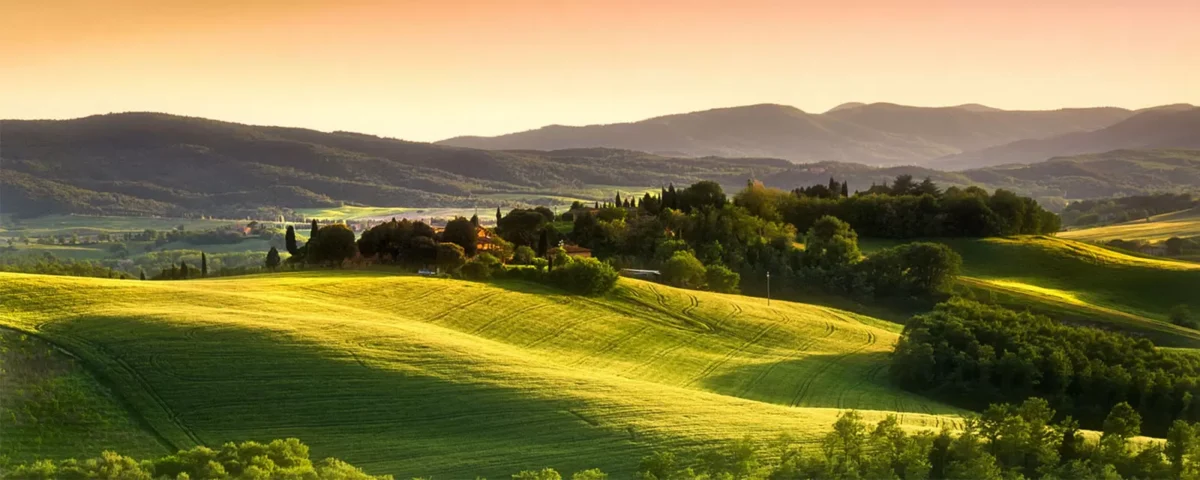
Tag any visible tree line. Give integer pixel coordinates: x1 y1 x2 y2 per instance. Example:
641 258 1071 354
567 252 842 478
633 398 1200 480
892 297 1200 437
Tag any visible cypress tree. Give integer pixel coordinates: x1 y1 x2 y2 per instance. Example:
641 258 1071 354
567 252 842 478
615 191 622 207
139 269 146 281
266 247 281 270
667 184 678 209
841 182 849 198
179 261 189 279
495 207 502 225
828 177 838 194
201 252 208 277
285 226 299 255
470 213 480 227
537 229 549 257
310 219 319 241
594 201 599 209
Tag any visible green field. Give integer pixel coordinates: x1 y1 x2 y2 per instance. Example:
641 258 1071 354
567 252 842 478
0 271 958 477
0 215 243 239
862 235 1200 346
1061 208 1200 243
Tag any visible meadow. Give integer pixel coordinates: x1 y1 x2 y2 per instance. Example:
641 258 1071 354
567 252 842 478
1061 207 1200 243
860 235 1200 346
0 271 958 478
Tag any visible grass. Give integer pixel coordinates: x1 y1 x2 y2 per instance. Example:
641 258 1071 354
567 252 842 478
0 329 167 464
1061 208 1200 243
0 271 958 477
0 215 242 239
860 235 1200 347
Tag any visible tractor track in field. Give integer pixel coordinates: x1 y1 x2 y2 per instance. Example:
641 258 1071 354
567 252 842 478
684 321 778 388
648 284 671 309
56 329 204 447
621 337 692 377
732 311 797 397
424 292 502 324
568 324 654 368
836 363 887 409
524 312 605 350
710 302 743 332
468 303 553 336
787 327 877 408
682 294 700 318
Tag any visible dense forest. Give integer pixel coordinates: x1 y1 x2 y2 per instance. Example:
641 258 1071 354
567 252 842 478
1061 193 1197 226
892 298 1200 436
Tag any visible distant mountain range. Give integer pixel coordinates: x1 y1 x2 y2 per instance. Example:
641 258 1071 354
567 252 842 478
439 103 1198 169
3 113 1199 218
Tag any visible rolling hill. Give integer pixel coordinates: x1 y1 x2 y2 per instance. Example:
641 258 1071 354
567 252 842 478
929 107 1200 170
1061 207 1200 243
439 103 1138 165
0 271 958 477
861 235 1200 347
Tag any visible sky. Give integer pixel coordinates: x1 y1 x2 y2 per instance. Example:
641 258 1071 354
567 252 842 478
3 0 1198 141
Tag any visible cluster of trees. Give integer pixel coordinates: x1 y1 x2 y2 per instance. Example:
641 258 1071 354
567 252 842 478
1062 193 1196 227
800 216 963 298
892 298 1200 436
3 438 390 480
737 178 1061 239
0 253 132 279
634 398 1200 480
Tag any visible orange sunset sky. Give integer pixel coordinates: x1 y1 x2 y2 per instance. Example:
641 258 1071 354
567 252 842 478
3 0 1198 141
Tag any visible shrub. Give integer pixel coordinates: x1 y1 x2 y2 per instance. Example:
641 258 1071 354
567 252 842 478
1171 304 1198 329
856 242 961 297
704 264 740 293
661 251 706 289
548 258 619 296
462 253 500 280
512 245 537 265
441 217 478 256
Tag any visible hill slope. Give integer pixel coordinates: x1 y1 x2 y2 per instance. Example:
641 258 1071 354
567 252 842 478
929 107 1200 170
439 103 1136 165
862 236 1200 346
0 113 788 217
1061 207 1200 243
0 272 957 477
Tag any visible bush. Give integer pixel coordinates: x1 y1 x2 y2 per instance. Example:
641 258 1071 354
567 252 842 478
660 251 706 288
462 253 500 280
856 242 961 297
512 245 537 265
548 258 619 296
435 242 466 275
704 264 740 293
1171 304 1198 329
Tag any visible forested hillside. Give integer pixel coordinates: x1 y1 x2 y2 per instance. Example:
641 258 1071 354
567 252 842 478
5 114 1200 219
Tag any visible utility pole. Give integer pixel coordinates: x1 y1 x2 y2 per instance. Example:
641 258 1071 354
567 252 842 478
766 271 771 306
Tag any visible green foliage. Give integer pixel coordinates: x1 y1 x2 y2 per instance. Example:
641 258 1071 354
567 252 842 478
802 216 862 270
442 217 478 256
265 247 281 270
660 251 706 289
499 209 551 247
704 265 740 294
512 246 536 265
436 242 467 274
357 218 438 264
463 253 500 280
892 298 1200 435
547 258 619 296
307 224 357 265
1062 193 1196 226
856 242 962 296
3 439 393 480
1171 304 1198 329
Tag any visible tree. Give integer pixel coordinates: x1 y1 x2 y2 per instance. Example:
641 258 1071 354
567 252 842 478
497 209 549 247
705 264 740 293
436 242 467 274
1167 237 1186 255
285 226 299 255
802 216 862 270
139 269 146 281
615 191 622 208
678 181 726 213
441 217 478 256
266 247 281 270
891 174 916 195
537 229 550 257
661 251 707 289
179 261 190 279
841 182 849 198
201 252 208 277
1171 304 1197 329
470 213 480 227
496 207 502 226
309 219 319 241
307 224 357 265
915 177 941 197
548 257 619 295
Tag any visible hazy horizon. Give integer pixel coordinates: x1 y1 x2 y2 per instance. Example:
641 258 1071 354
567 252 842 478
5 0 1198 141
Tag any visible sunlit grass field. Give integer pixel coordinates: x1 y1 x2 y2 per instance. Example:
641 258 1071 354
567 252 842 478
1061 208 1200 243
0 271 957 477
862 235 1200 346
